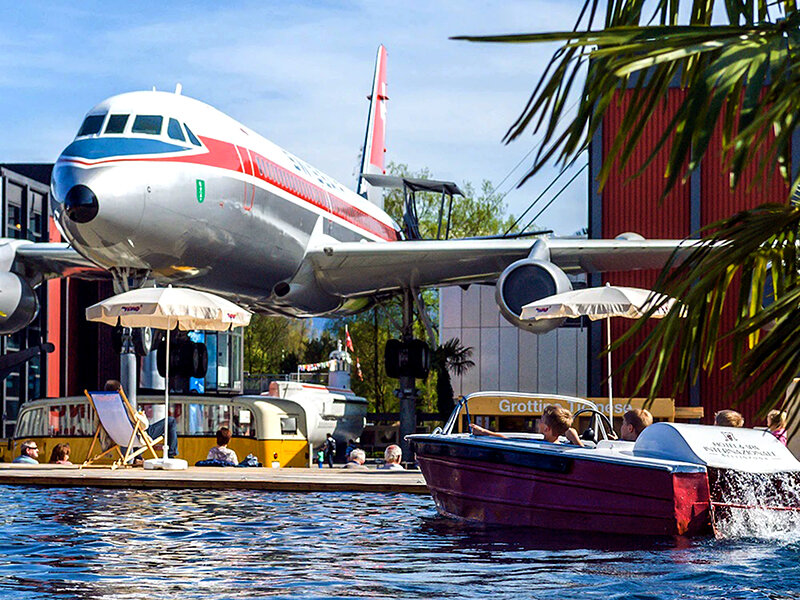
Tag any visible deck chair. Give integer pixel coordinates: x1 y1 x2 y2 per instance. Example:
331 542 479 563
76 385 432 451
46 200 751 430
81 389 164 469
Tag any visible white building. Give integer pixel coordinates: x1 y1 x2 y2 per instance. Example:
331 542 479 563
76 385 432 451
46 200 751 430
439 285 588 397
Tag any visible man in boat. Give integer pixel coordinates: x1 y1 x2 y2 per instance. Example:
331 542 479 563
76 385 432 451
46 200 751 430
620 408 653 442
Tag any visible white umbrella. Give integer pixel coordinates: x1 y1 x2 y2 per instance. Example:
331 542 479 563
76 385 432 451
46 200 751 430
520 284 678 429
86 286 252 467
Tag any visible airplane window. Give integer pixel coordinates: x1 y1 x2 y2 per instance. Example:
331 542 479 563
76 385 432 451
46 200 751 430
104 114 129 134
184 124 202 146
167 118 186 142
132 115 163 135
77 114 106 137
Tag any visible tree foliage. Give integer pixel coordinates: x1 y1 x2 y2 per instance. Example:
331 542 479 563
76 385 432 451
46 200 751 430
456 0 800 418
384 162 518 238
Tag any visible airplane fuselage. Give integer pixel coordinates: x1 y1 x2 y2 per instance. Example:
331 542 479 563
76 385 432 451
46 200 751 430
51 91 399 314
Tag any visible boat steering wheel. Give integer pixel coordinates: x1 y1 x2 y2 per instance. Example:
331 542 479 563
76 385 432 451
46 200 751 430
572 408 616 442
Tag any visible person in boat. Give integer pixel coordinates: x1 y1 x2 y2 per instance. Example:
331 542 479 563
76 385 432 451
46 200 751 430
49 443 72 465
470 405 584 446
104 380 179 457
344 448 368 470
378 444 404 470
12 440 40 464
714 409 744 428
767 409 788 445
207 427 239 465
620 408 653 442
539 405 584 446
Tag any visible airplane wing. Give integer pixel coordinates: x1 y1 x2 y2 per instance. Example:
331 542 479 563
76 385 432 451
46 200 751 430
306 237 696 297
6 241 108 283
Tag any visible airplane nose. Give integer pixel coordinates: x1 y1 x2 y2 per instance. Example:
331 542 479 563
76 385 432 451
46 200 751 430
64 185 99 223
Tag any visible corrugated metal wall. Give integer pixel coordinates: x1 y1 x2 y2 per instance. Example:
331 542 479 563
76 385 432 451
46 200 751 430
596 87 790 425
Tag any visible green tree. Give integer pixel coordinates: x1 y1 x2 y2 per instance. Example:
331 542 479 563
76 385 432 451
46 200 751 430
384 162 519 239
456 0 800 415
243 315 307 374
433 338 476 420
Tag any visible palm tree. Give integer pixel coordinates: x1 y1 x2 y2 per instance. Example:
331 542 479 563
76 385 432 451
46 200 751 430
455 0 800 417
433 338 476 420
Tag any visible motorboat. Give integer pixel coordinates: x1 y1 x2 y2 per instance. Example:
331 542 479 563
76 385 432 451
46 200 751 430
408 392 800 536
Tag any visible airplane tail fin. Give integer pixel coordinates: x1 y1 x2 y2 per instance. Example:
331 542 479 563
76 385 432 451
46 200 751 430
357 45 388 210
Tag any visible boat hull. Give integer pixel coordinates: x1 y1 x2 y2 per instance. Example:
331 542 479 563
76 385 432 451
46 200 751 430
413 438 712 537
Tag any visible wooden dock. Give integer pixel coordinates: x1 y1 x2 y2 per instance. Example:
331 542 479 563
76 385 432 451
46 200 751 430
0 464 430 494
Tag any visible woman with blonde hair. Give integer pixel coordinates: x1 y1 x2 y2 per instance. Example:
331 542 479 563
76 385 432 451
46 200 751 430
767 410 788 446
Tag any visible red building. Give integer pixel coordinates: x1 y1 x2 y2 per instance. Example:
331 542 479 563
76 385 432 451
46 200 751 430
588 88 791 425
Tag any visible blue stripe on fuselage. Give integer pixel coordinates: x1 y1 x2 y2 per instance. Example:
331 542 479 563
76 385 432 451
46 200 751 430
61 138 191 160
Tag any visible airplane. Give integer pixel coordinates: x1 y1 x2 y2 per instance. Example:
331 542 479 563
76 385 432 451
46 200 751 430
0 46 693 349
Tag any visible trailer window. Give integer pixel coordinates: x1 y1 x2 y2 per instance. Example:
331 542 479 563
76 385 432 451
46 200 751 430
77 114 106 137
132 115 163 135
280 417 297 436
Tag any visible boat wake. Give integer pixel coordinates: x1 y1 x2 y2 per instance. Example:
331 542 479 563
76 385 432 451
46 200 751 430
712 469 800 541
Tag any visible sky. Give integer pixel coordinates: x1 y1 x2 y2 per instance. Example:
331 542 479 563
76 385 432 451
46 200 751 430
0 0 588 236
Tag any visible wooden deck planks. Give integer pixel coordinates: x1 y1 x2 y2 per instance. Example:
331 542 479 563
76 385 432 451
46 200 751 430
0 464 430 494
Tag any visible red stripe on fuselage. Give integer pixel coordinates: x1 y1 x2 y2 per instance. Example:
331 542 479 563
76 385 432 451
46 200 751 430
60 136 399 241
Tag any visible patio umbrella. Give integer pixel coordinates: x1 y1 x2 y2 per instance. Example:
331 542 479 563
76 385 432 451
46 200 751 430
520 284 678 429
86 286 252 467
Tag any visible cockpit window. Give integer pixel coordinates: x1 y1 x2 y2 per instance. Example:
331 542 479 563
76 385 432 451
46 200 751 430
131 115 163 135
104 114 129 134
184 124 202 147
77 114 106 137
167 118 185 142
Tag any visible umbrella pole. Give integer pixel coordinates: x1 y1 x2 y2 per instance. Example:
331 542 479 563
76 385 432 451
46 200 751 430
607 316 613 433
163 319 170 460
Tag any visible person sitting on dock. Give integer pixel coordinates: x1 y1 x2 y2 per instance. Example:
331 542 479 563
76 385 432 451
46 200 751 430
714 409 744 428
104 380 179 457
12 440 40 464
539 405 584 446
767 410 788 445
378 444 404 470
207 427 239 465
620 408 653 442
49 443 72 465
344 448 368 470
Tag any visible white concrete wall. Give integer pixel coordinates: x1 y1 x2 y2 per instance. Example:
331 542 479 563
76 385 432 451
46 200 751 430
439 286 587 396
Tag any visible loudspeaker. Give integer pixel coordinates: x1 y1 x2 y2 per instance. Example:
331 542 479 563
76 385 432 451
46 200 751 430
385 338 430 379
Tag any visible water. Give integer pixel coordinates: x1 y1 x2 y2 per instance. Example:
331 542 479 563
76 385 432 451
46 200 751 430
1 487 799 599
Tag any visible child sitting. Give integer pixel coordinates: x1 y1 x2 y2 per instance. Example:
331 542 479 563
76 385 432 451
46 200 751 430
538 404 584 446
767 410 788 446
207 427 239 465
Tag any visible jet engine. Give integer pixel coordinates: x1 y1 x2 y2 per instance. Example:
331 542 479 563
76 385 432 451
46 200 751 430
495 258 572 333
0 272 39 334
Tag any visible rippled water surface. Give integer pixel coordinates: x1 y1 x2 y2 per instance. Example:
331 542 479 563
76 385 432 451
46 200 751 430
1 486 799 599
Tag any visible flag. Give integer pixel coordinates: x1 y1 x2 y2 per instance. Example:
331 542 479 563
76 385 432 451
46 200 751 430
345 325 354 352
356 357 363 381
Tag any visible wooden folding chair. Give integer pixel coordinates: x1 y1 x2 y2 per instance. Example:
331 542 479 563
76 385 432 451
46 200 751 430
81 389 164 469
